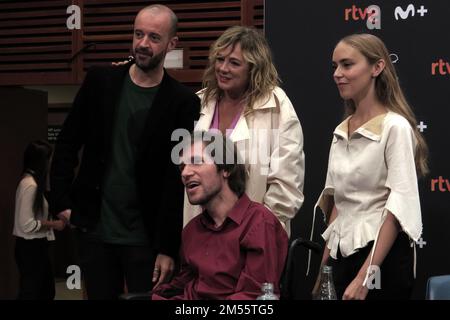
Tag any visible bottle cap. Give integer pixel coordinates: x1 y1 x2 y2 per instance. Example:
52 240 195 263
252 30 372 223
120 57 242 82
323 265 333 273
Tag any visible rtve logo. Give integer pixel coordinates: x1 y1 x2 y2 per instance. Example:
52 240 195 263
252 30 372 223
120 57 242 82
431 177 450 192
431 59 450 76
344 5 381 30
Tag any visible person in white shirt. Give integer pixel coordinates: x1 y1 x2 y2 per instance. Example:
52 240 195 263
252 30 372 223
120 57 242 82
13 140 66 299
311 34 428 300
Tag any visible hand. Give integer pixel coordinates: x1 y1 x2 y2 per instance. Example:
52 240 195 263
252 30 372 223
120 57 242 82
52 219 66 231
152 254 174 288
57 209 71 225
342 274 369 300
112 56 133 66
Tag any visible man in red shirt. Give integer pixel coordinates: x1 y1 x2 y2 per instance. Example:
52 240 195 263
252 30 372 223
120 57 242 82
152 132 288 300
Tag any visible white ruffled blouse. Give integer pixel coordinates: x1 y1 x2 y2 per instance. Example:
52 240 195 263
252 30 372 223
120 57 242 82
308 111 422 277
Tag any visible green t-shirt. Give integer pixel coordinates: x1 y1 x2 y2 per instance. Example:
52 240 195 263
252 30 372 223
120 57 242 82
94 73 159 245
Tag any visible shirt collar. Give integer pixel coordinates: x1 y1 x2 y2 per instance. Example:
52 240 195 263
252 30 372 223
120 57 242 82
334 112 387 141
197 90 276 115
200 193 251 231
252 93 274 110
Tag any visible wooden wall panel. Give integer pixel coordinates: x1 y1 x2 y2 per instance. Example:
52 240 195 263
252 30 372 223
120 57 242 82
0 0 263 86
0 0 76 85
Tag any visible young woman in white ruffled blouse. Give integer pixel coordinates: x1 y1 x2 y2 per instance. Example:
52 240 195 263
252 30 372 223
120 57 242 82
311 34 428 300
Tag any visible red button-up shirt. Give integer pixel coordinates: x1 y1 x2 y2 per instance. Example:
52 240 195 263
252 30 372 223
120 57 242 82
152 193 288 300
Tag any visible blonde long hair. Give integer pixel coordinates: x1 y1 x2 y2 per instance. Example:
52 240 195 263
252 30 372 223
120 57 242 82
339 33 428 177
202 26 280 114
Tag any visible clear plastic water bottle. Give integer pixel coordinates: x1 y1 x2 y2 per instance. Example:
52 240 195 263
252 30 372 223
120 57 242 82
256 282 279 300
315 265 337 300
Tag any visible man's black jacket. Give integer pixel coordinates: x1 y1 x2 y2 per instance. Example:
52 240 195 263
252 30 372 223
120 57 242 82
49 63 200 258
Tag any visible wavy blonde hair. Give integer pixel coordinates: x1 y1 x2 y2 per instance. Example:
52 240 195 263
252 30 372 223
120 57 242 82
202 26 280 114
339 33 428 177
